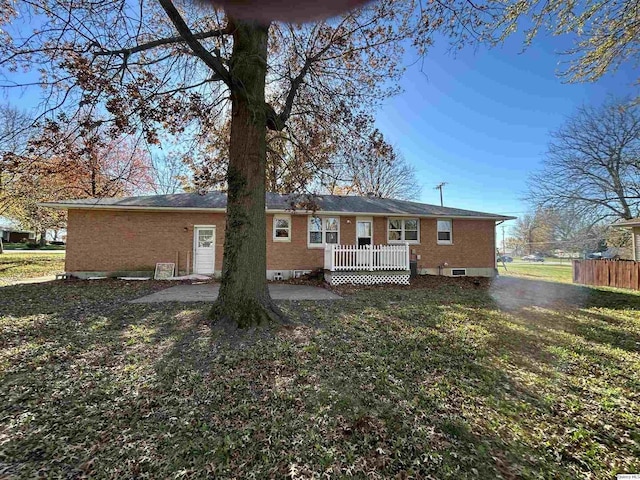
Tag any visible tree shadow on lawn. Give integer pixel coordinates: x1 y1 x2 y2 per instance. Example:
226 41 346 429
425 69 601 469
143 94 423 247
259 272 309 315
148 299 546 478
0 285 207 477
144 283 639 478
1 277 639 478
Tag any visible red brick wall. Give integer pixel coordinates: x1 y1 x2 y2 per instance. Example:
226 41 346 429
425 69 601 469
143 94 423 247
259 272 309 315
371 217 495 269
66 209 495 273
66 210 226 273
265 214 357 270
416 218 495 269
266 214 321 270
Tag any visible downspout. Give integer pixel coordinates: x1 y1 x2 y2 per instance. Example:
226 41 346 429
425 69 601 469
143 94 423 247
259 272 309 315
495 220 505 274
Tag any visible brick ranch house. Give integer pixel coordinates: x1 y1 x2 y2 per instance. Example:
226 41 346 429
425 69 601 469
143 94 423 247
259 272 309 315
42 192 515 284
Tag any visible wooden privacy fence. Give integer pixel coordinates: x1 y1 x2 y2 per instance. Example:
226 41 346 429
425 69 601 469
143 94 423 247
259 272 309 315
573 259 640 290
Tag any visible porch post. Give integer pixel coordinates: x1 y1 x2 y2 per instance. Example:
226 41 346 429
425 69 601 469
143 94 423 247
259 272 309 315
328 244 335 272
405 242 410 271
369 245 373 271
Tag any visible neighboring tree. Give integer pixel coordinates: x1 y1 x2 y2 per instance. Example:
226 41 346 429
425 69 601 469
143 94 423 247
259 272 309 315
3 0 640 327
148 150 191 195
26 119 154 198
0 104 36 250
529 98 640 222
2 118 153 241
545 207 607 255
510 210 554 255
0 104 32 218
605 226 633 259
317 128 421 200
6 174 68 246
513 206 617 257
347 153 421 201
504 236 523 256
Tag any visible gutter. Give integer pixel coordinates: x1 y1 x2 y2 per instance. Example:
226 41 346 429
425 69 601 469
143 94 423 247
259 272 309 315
38 202 516 221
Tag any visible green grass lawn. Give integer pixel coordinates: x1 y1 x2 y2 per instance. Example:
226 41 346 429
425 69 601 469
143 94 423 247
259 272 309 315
2 243 66 250
500 261 574 283
0 252 65 283
1 277 638 478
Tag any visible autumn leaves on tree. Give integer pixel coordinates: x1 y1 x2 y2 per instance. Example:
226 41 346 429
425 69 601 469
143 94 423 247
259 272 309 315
1 109 153 243
2 0 639 325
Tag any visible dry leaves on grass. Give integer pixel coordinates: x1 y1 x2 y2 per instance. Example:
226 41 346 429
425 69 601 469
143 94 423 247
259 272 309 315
1 277 639 478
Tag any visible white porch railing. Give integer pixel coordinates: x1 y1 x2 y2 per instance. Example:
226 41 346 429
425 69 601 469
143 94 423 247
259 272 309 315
324 244 410 272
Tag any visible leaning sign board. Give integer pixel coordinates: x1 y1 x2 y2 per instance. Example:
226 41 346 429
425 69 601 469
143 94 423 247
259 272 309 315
154 263 175 280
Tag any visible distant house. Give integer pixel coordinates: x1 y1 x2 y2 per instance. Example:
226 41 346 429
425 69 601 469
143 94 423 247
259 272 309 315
41 192 515 284
611 218 640 260
0 225 36 243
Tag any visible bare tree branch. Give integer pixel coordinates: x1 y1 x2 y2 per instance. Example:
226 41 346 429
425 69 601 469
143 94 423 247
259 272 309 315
156 0 233 88
94 26 232 58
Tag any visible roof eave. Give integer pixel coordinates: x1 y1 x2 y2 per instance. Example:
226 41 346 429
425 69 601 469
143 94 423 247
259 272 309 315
38 202 228 213
38 202 515 220
611 221 640 228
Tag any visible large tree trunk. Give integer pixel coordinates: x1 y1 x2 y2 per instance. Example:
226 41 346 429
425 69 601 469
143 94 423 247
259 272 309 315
209 19 283 328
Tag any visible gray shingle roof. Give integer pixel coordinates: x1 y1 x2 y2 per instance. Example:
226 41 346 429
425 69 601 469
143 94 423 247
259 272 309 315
41 192 514 220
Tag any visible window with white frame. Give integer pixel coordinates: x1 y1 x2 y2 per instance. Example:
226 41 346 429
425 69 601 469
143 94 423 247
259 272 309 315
387 218 419 243
308 216 339 246
437 219 452 244
273 214 291 242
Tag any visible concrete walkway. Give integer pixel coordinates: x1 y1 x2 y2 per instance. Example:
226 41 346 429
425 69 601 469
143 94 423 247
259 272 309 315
0 275 57 286
130 283 342 303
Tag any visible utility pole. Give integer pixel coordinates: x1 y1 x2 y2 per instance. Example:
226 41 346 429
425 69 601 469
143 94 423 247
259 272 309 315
434 182 447 207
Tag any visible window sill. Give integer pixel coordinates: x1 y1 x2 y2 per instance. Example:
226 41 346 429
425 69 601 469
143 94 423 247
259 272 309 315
437 241 453 246
273 238 291 243
387 240 420 245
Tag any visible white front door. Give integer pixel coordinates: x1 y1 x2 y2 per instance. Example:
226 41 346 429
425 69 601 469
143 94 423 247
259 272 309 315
356 218 373 266
193 226 215 275
357 219 373 247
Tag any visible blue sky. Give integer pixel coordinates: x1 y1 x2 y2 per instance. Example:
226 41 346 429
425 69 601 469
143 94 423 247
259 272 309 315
375 34 639 233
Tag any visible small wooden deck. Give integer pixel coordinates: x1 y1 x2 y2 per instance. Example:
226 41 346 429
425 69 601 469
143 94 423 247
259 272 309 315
324 244 411 285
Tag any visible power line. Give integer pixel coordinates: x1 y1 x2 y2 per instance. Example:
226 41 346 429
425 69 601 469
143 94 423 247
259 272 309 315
505 234 611 246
